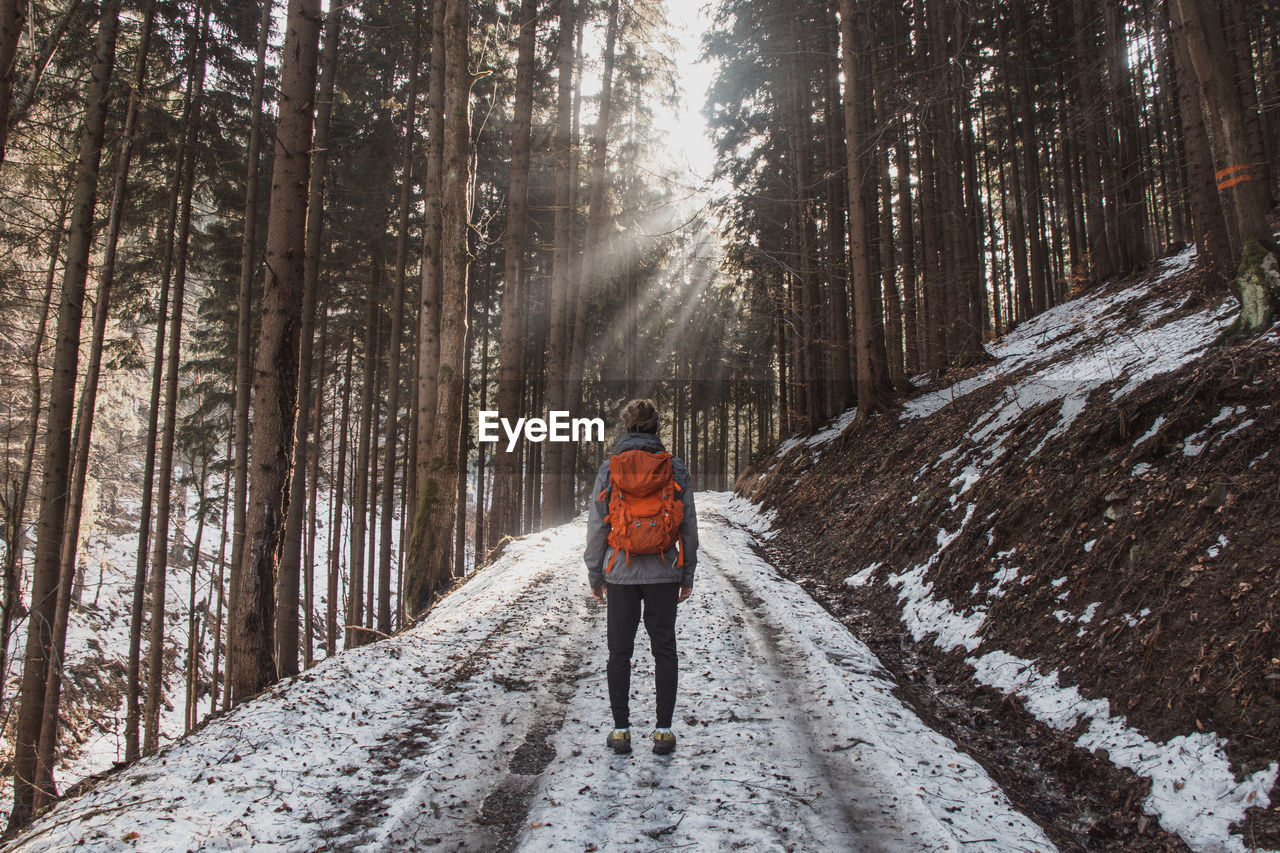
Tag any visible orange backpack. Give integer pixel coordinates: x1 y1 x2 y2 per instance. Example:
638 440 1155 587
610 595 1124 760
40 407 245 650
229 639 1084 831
598 449 684 574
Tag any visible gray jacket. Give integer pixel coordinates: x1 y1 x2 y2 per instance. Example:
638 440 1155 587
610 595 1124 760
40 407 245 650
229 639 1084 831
585 431 698 590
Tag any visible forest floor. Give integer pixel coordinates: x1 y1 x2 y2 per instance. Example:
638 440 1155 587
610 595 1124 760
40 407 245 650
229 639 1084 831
5 493 1058 853
740 241 1280 853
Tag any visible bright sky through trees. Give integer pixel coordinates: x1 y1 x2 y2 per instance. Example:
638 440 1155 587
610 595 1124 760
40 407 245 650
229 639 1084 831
655 0 717 184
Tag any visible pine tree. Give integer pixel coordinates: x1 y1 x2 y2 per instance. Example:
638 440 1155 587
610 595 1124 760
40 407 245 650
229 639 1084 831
228 0 323 703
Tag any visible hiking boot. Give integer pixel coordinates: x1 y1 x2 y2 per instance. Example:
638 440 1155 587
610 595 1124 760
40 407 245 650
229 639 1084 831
606 728 632 754
652 729 676 755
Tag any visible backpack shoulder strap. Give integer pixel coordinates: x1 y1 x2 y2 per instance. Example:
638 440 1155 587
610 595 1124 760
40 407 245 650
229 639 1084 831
597 453 618 503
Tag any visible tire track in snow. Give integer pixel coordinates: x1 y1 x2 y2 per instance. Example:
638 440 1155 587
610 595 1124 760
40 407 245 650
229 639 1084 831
319 567 560 849
326 564 596 852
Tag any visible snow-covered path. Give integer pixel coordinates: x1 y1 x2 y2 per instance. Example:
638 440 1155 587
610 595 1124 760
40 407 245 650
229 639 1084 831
6 493 1054 853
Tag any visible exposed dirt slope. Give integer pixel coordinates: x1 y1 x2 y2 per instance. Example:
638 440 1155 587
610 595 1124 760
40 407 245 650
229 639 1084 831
738 246 1279 851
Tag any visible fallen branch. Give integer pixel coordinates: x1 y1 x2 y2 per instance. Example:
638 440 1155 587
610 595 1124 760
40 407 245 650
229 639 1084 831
343 625 392 640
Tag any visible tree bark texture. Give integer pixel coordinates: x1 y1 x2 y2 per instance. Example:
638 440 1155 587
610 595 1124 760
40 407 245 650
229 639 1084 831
839 0 890 414
8 0 123 827
226 0 275 707
489 0 537 544
229 0 322 703
278 2 342 678
405 0 470 620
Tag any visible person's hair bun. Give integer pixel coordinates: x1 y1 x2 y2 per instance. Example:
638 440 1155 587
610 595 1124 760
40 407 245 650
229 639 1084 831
621 398 659 434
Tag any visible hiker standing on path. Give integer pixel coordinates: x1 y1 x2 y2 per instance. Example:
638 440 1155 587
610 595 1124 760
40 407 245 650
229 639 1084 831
585 399 699 756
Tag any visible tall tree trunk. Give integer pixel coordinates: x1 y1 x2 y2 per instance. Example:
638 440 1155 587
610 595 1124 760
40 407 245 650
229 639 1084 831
489 0 537 543
821 17 853 407
228 0 322 703
364 329 380 631
840 0 890 414
1103 0 1149 275
1220 0 1271 208
415 0 447 504
959 84 987 354
1074 0 1116 281
0 0 27 164
184 458 210 732
405 0 470 618
562 16 585 509
454 306 473 577
541 0 578 526
328 335 353 655
143 26 206 753
0 197 66 719
378 6 421 636
347 269 377 646
210 431 233 715
226 0 275 708
42 0 156 780
1170 0 1280 329
57 0 157 638
1016 0 1053 312
788 17 825 429
1167 0 1231 280
278 2 342 678
896 139 919 373
563 0 620 513
125 135 184 763
304 313 326 665
475 271 491 562
8 0 123 827
878 119 907 388
999 18 1033 323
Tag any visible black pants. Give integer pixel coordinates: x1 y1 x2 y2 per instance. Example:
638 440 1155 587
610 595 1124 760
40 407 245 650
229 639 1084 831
606 582 679 729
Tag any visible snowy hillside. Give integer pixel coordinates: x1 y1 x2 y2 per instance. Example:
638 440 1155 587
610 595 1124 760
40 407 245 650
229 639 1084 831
744 246 1280 852
0 487 417 817
6 493 1057 852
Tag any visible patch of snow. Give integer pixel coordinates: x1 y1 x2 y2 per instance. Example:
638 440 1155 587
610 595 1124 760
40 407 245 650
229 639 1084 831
988 565 1019 599
894 272 1233 533
1151 245 1198 283
1132 462 1153 477
1206 535 1229 558
1133 416 1166 447
773 408 858 459
970 652 1277 853
950 462 984 501
1083 539 1097 553
1218 418 1254 443
888 506 986 654
845 561 882 588
1079 603 1100 624
1184 406 1247 457
1051 576 1068 588
722 493 777 539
